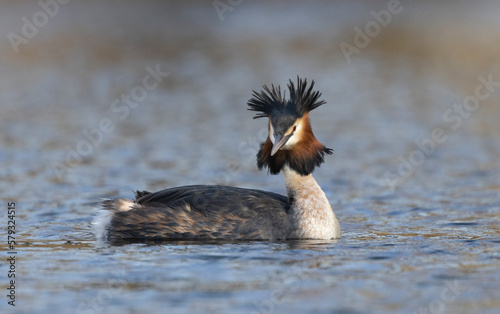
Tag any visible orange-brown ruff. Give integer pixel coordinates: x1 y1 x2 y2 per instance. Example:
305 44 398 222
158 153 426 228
93 77 341 242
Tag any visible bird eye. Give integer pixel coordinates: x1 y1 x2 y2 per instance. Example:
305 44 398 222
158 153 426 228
293 125 297 132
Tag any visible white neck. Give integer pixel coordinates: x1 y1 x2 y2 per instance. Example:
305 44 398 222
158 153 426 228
282 165 341 239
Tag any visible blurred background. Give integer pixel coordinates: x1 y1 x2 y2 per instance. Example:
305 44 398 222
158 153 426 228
1 1 499 313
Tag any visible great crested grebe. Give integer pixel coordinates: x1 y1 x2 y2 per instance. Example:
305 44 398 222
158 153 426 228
94 77 341 242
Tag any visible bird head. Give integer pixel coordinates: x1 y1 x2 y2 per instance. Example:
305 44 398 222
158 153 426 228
247 77 333 176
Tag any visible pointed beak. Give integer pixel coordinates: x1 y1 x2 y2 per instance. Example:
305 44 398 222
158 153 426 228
271 132 292 156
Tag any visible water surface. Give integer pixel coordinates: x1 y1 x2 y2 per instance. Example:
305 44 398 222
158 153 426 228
1 1 499 313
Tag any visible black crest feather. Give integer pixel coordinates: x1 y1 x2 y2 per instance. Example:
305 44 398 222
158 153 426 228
247 76 326 119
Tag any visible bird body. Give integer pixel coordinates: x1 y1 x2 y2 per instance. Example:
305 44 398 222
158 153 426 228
94 77 341 242
100 185 291 241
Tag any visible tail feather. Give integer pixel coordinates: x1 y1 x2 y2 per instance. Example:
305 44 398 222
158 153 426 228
102 198 136 212
134 190 151 200
94 198 138 241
